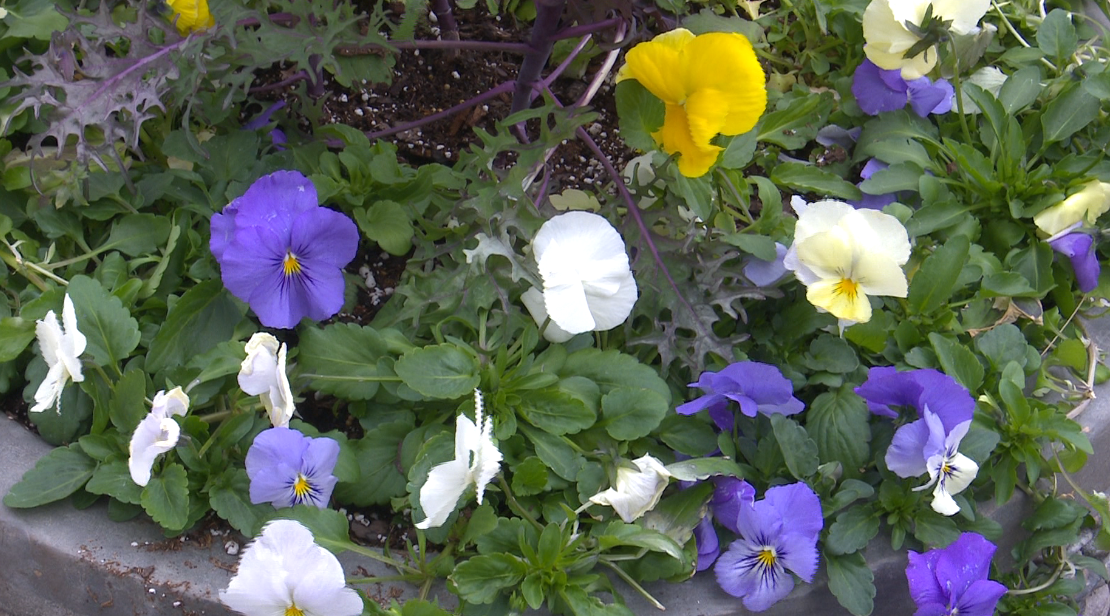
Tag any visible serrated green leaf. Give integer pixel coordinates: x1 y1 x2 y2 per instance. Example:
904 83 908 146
334 419 412 506
66 276 140 368
4 443 96 508
109 369 148 433
928 333 985 393
103 214 171 256
615 80 665 152
520 423 585 481
913 509 961 546
299 323 394 400
826 552 876 616
141 463 190 530
599 387 668 440
807 389 871 476
394 344 479 400
518 387 596 435
510 456 549 496
771 414 819 479
145 280 241 374
826 506 880 555
210 468 271 536
85 458 142 505
560 348 671 403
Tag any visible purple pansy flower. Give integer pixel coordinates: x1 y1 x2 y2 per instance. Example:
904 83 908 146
710 476 756 535
714 482 823 612
852 59 954 117
906 532 1007 616
694 516 720 572
856 368 979 515
743 243 789 286
1049 233 1100 293
852 159 898 210
677 361 805 431
245 427 340 509
210 171 359 329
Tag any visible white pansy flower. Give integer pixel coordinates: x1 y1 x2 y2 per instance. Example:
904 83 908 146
526 211 638 341
914 415 979 516
128 387 190 486
863 0 990 79
783 200 910 325
589 454 673 523
220 520 364 616
238 332 295 428
415 389 503 529
31 294 87 414
1033 180 1110 236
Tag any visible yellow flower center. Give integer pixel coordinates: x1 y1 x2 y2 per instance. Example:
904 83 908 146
293 474 311 499
283 252 302 276
757 547 777 568
285 604 305 616
833 277 860 301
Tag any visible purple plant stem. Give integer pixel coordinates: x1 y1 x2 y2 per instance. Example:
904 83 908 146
510 0 567 117
430 0 460 43
248 70 309 94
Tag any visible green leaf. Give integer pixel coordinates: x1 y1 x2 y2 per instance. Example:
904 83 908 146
999 66 1043 114
103 214 172 256
141 463 190 531
66 276 140 368
981 272 1037 297
210 468 271 536
656 414 718 456
720 232 776 261
615 80 665 152
908 235 970 315
85 458 142 505
77 433 120 462
450 554 527 604
757 92 835 149
770 414 819 480
598 521 685 559
975 324 1028 371
1042 85 1100 145
109 369 148 433
355 200 414 256
4 443 96 508
804 334 859 374
825 479 876 515
913 509 961 546
299 323 395 400
393 344 480 399
928 333 985 393
518 387 596 435
826 552 876 616
510 456 549 497
334 419 412 506
145 280 241 374
826 506 880 555
859 161 923 194
770 162 862 201
560 348 671 403
807 389 871 476
1037 9 1078 61
519 423 585 481
274 505 356 554
665 457 743 482
0 316 36 362
599 387 668 440
641 482 713 547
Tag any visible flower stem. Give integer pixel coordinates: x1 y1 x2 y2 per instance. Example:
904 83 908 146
598 558 666 610
947 55 975 146
346 574 423 584
344 543 423 575
498 475 544 532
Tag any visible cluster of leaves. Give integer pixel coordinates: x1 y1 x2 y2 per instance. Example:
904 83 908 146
0 1 1109 616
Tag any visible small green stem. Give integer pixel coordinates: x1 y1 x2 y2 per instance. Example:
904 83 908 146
948 59 975 146
344 543 423 575
346 574 423 584
198 410 232 424
498 475 544 532
599 558 665 610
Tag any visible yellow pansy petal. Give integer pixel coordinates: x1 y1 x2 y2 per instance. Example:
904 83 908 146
617 29 696 105
1034 181 1110 235
167 0 214 33
855 251 909 297
807 278 873 322
681 32 767 135
652 104 722 178
682 89 731 151
793 227 855 279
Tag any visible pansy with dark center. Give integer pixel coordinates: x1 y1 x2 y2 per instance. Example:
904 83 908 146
906 532 1007 616
210 170 359 329
245 427 340 509
677 361 804 431
714 482 822 612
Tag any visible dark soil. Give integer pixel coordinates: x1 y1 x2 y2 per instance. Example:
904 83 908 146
248 3 634 191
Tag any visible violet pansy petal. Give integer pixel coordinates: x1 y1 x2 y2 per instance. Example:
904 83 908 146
855 192 898 210
708 404 736 431
220 226 286 304
694 516 720 571
851 59 909 115
676 393 725 416
758 397 805 416
912 369 975 431
776 531 820 581
860 158 888 180
726 393 759 418
209 207 238 261
905 549 947 608
885 418 932 478
249 461 300 507
722 361 795 405
935 533 998 597
711 477 755 534
878 67 909 92
763 482 823 540
953 579 1007 616
246 261 308 329
243 100 287 131
1050 233 1100 293
714 539 795 611
931 79 954 114
854 365 911 418
231 170 318 240
290 207 360 268
906 77 948 117
743 242 789 286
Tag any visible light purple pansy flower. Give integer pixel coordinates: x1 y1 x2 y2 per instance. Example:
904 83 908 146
906 532 1007 616
710 476 756 535
854 366 974 431
714 482 823 612
852 159 898 210
743 243 789 286
852 59 954 117
1049 233 1100 293
694 517 720 572
245 427 340 509
677 361 804 431
210 171 359 329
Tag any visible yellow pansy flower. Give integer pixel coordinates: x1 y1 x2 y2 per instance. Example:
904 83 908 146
1033 180 1110 237
166 0 215 34
616 29 767 178
783 200 910 324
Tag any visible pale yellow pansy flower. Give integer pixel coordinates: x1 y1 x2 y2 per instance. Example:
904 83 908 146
783 200 910 325
589 454 673 523
1033 180 1110 237
166 0 215 34
616 28 767 178
863 0 990 80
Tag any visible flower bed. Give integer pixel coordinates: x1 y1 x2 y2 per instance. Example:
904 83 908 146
2 1 1110 616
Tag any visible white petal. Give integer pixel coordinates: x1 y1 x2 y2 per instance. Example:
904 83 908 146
129 413 180 486
59 294 86 382
589 454 671 522
520 287 575 343
266 343 295 428
847 210 911 265
930 484 961 516
471 404 502 505
930 0 990 34
941 452 978 497
221 520 309 616
152 387 190 419
542 278 597 335
31 361 66 414
415 459 470 529
239 334 281 395
584 271 638 332
793 200 856 246
35 309 62 368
